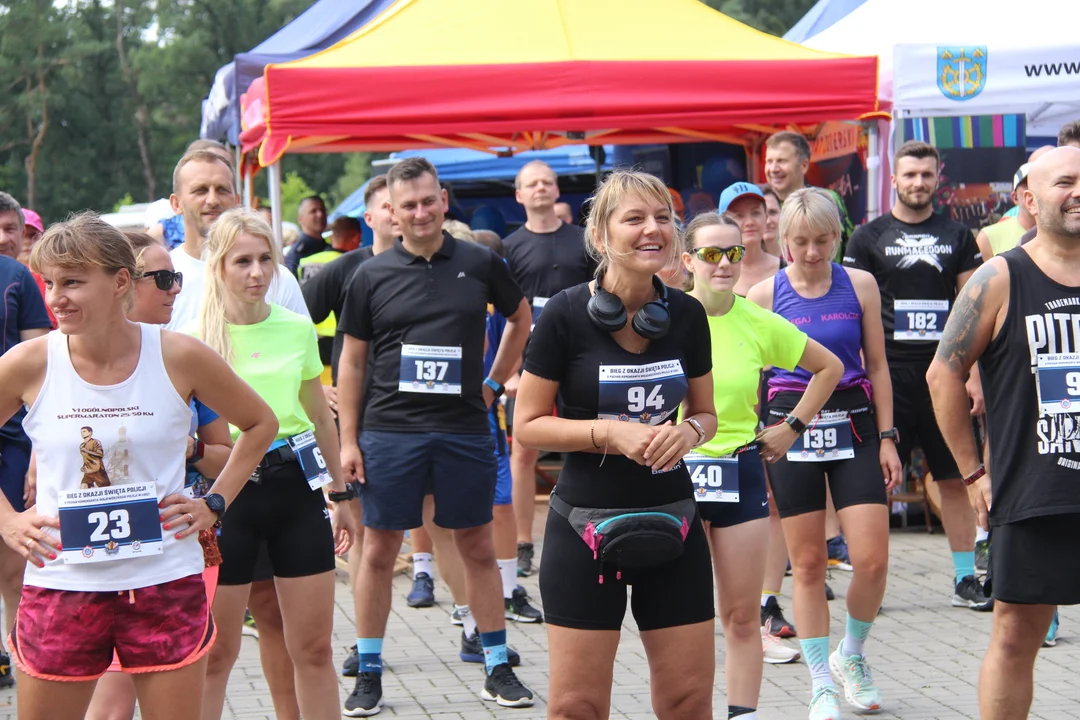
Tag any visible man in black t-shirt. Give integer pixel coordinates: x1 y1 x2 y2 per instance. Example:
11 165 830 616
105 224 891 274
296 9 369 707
927 146 1080 720
502 160 595 576
284 195 328 275
844 140 989 610
337 158 533 715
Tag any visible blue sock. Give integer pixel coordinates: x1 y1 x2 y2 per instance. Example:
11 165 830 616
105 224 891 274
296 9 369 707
953 551 976 584
798 636 833 692
356 637 383 675
479 629 508 674
841 613 874 657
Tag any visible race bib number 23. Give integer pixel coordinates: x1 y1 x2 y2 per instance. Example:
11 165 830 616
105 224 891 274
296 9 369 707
57 483 163 565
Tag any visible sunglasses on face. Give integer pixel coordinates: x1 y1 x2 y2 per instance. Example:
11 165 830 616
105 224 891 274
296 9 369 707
142 269 183 291
694 245 746 264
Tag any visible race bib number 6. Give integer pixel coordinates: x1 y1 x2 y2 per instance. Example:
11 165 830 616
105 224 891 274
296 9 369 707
786 411 855 462
399 344 462 395
288 430 333 490
58 482 163 564
894 300 949 341
685 452 739 503
597 360 687 425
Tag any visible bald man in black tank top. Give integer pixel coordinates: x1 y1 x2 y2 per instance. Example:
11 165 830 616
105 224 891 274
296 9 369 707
927 146 1080 720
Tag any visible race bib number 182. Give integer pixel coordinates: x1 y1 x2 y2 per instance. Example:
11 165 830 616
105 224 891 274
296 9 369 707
597 360 687 425
894 299 949 341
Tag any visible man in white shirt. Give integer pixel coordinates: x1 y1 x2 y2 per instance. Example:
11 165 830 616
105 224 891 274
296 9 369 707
165 150 308 331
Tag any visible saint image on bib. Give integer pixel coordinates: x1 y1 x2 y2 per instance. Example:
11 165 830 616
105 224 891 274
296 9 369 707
79 426 111 488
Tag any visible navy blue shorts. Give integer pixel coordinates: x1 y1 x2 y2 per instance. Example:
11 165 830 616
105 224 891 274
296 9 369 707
695 444 770 529
359 431 497 531
0 442 31 514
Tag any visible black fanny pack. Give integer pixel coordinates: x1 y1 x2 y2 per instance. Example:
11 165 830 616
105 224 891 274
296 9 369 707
549 488 696 583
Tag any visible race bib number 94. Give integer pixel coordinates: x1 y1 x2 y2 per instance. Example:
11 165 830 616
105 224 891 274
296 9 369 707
598 360 687 425
399 344 462 395
894 300 949 341
58 483 163 565
786 411 855 462
1036 353 1080 415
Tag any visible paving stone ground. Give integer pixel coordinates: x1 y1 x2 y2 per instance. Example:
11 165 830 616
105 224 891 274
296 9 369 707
2 507 1077 719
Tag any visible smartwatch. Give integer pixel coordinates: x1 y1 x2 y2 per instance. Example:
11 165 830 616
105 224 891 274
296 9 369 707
684 417 707 447
204 493 226 523
483 377 505 396
878 428 899 442
328 485 358 503
188 438 205 463
784 414 807 434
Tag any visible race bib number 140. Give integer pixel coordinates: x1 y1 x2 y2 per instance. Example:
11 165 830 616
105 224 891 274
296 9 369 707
58 483 163 565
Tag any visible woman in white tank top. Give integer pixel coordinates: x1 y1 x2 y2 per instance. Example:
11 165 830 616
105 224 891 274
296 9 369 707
0 214 277 720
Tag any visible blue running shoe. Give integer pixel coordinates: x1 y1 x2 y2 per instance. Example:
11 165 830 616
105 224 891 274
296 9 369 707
407 572 435 608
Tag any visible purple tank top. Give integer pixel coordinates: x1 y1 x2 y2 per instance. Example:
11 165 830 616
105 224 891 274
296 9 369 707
769 263 870 397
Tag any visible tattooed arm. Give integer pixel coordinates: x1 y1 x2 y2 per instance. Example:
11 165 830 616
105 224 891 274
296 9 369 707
927 258 1009 527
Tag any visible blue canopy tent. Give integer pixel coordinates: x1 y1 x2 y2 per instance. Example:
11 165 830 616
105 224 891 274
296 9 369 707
200 0 396 144
783 0 868 43
330 145 614 243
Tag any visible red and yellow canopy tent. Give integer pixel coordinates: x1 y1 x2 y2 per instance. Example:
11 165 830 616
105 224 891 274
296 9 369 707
241 0 885 169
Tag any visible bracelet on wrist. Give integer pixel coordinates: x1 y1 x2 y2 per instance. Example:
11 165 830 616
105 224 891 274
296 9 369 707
962 465 986 486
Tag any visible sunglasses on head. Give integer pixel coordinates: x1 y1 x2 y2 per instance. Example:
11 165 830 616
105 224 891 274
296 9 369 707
694 245 746 264
142 269 183 291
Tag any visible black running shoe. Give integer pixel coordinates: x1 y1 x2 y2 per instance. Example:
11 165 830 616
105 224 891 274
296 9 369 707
342 646 359 678
761 596 797 638
953 575 994 611
0 652 13 689
459 630 521 666
481 663 534 708
343 672 382 717
516 542 535 577
505 586 544 623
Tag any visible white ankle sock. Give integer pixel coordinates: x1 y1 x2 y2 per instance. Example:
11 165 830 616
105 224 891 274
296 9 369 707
457 604 477 637
412 552 434 579
497 558 517 599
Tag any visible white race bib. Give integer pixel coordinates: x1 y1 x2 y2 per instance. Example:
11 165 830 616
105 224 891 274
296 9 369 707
786 411 855 462
894 299 949 341
597 360 687 425
399 344 462 395
57 483 163 565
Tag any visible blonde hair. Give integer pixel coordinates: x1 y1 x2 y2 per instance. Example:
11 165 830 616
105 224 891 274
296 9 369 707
442 219 475 242
584 171 680 277
31 213 137 310
197 208 281 365
122 229 163 276
778 188 841 259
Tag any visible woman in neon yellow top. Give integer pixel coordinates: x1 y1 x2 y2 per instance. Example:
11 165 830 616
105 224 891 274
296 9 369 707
682 212 842 719
192 208 359 720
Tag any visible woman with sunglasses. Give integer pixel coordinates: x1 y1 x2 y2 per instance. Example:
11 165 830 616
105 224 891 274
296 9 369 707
83 231 234 720
193 208 358 720
682 212 841 720
747 189 901 720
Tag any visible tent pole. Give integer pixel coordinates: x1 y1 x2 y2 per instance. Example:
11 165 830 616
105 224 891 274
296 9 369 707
268 161 283 250
234 145 243 204
866 121 881 221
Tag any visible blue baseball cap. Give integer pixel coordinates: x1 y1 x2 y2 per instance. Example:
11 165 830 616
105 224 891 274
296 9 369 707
718 182 765 212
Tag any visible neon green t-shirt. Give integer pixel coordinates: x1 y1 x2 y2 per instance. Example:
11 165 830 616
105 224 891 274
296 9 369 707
218 304 323 441
697 295 808 456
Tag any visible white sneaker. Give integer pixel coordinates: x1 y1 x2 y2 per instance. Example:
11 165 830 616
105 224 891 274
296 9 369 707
762 620 801 664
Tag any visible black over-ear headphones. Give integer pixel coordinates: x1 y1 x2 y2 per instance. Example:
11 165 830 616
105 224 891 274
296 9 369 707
587 269 671 340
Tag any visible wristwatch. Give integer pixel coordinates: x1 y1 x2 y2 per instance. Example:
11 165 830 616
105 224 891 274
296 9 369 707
204 493 226 523
878 428 899 442
784 414 807 434
328 485 358 503
684 417 707 447
962 465 987 486
483 377 505 396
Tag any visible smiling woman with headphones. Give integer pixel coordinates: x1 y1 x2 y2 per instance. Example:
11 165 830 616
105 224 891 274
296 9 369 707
513 170 718 720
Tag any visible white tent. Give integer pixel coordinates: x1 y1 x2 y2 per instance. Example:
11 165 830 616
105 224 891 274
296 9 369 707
804 0 1079 137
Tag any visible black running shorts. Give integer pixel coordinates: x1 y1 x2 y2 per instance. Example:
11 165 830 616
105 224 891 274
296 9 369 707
988 513 1080 605
891 362 961 482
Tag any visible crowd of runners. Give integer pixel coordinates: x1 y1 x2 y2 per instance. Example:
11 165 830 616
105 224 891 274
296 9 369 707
0 122 1076 720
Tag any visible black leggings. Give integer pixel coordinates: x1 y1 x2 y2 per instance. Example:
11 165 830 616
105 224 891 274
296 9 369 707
538 505 714 631
217 460 336 585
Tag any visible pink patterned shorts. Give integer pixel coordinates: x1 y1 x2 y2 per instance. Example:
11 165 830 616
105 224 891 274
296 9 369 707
9 573 214 681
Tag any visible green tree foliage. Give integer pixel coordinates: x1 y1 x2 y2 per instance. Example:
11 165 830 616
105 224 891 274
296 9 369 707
279 170 316 224
701 0 818 37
